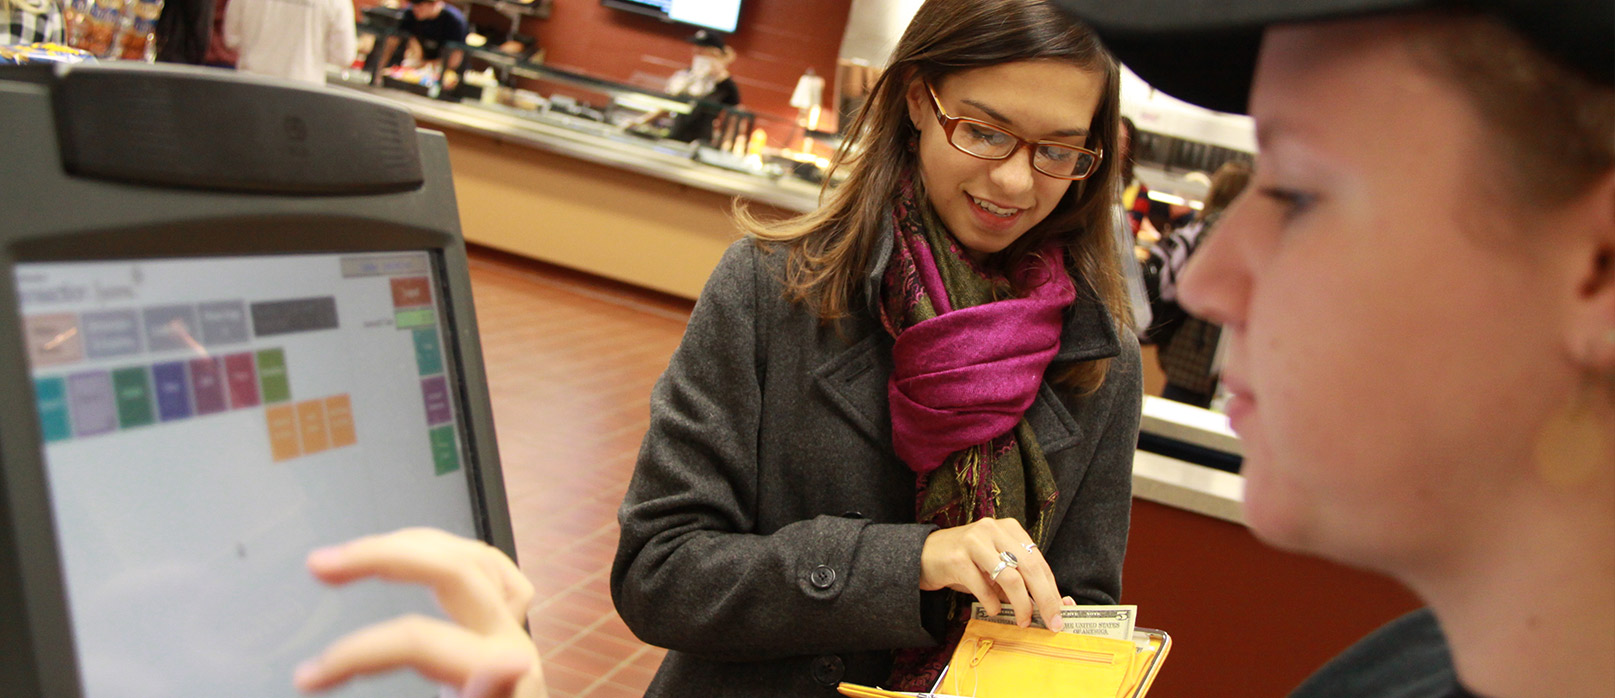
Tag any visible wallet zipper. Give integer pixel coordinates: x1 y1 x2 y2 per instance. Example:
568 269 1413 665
969 637 1117 667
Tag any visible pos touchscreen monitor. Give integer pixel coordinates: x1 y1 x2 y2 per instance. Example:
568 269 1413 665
0 64 515 698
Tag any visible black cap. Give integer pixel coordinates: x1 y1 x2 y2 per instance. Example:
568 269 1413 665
687 29 728 51
1049 0 1614 114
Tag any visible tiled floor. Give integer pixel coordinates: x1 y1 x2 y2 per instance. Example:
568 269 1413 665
466 246 694 698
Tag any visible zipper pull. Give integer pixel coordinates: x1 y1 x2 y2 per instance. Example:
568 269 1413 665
970 638 994 667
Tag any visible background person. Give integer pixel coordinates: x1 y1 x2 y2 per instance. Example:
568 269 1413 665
1141 160 1252 407
200 0 236 68
2 0 63 45
372 0 466 89
1117 115 1159 242
222 0 356 85
664 29 740 143
629 29 742 144
154 0 214 64
1054 1 1615 696
611 0 1140 694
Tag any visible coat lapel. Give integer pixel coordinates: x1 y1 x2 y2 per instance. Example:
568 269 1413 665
1025 382 1082 455
810 332 892 448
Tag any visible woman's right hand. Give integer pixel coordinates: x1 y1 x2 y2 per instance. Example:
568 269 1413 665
293 527 546 698
919 517 1065 632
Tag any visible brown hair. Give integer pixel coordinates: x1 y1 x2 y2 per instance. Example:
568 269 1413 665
1409 13 1614 205
736 0 1127 392
1202 161 1253 220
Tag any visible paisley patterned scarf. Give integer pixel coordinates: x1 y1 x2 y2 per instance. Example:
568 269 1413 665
881 175 1076 690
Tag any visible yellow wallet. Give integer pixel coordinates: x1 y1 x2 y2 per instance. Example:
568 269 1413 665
838 619 1171 698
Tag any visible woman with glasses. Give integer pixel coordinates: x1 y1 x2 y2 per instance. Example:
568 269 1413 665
608 0 1137 695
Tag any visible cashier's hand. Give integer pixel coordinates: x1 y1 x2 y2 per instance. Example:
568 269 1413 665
919 517 1065 632
294 527 546 698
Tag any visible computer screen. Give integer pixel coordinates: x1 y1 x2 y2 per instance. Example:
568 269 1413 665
602 0 742 33
18 252 477 697
0 64 514 698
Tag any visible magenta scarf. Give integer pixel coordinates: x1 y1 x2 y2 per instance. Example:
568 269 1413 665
886 242 1075 474
880 176 1075 690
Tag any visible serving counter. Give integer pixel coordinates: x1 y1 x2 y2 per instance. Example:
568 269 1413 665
333 79 822 300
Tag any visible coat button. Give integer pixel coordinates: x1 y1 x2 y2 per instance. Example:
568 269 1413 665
809 564 836 589
811 654 845 686
841 511 865 519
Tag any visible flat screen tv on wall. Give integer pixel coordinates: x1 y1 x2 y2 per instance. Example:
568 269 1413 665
602 0 742 34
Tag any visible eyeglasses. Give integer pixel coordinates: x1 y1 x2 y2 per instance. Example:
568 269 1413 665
924 82 1103 181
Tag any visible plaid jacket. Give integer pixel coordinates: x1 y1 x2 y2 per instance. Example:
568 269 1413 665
1142 212 1224 395
2 0 64 45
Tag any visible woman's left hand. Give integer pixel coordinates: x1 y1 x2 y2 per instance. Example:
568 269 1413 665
293 527 546 698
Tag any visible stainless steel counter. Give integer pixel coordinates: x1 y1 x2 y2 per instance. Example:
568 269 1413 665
331 81 824 214
1132 451 1245 524
1141 395 1241 455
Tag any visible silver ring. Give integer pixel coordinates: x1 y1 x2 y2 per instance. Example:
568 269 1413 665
1023 543 1038 554
988 560 1009 581
1000 550 1019 568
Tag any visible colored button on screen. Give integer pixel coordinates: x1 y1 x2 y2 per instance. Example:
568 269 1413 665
224 352 260 409
421 375 452 426
391 276 432 308
429 425 459 475
81 309 142 359
325 394 357 448
34 377 71 443
395 308 435 330
296 399 329 455
111 366 155 429
68 371 116 437
25 313 84 368
413 327 443 376
266 405 300 462
190 357 228 415
152 361 192 422
256 348 290 404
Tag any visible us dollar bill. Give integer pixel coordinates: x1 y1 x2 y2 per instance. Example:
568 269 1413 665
970 602 1137 641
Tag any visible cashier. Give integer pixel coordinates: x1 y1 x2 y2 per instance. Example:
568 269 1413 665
634 29 742 144
373 0 469 88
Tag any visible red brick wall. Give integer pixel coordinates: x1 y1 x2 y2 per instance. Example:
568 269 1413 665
514 0 852 135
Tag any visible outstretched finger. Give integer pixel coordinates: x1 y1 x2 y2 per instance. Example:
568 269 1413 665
477 548 536 621
1011 544 1063 632
294 615 532 694
307 530 511 634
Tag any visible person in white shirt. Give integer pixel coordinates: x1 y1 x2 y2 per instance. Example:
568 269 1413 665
222 0 355 85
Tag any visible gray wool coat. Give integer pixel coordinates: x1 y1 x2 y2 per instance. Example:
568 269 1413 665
611 232 1141 697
